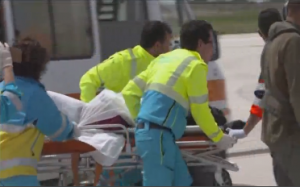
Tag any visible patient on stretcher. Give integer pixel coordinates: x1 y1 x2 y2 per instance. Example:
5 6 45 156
45 89 244 186
46 89 230 162
46 89 135 166
45 89 139 185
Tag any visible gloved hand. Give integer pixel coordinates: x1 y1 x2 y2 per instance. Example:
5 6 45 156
227 128 247 139
215 134 237 150
0 42 13 70
224 120 246 130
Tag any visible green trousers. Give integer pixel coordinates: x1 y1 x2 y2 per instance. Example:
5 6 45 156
271 139 300 186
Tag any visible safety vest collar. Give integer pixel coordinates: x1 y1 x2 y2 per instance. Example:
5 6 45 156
127 46 154 80
15 76 45 89
178 49 203 62
132 45 155 62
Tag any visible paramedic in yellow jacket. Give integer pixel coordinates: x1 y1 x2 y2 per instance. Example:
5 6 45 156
0 38 80 186
80 21 172 102
122 20 237 186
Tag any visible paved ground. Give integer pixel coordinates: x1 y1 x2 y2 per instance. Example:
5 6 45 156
218 34 276 186
218 33 269 155
229 154 276 186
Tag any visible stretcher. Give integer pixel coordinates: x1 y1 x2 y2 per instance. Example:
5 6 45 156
39 123 239 186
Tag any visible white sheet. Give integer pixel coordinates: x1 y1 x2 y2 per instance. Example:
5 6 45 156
47 89 134 166
46 91 84 123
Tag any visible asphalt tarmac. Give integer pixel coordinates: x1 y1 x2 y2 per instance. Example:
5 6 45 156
219 33 268 155
219 33 275 186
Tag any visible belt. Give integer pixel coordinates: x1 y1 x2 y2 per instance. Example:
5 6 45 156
136 122 172 133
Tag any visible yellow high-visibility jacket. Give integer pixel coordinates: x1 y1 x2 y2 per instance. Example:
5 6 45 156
0 77 75 179
79 45 154 102
122 49 224 142
0 124 44 179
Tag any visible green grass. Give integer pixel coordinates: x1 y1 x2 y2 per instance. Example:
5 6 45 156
165 3 283 35
197 10 259 34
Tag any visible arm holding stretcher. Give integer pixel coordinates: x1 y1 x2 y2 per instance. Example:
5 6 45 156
227 74 264 139
0 42 23 123
122 69 149 119
187 62 237 149
28 88 79 141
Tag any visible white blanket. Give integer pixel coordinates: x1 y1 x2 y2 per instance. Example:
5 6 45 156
47 89 135 166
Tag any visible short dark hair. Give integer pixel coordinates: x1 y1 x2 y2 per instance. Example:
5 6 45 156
140 21 172 49
180 20 213 51
258 8 282 37
13 37 49 81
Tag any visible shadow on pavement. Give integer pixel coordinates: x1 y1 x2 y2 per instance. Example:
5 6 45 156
234 184 257 186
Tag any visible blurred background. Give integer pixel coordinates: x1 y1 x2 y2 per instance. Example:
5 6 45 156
161 0 285 34
0 0 287 185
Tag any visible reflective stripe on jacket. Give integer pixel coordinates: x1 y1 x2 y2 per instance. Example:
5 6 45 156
0 77 75 179
0 123 44 179
250 74 264 118
171 37 231 121
79 45 155 103
0 83 22 123
122 49 223 142
0 77 75 142
207 61 231 121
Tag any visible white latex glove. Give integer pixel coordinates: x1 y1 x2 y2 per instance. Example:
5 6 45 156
0 42 13 70
227 128 247 139
215 134 237 150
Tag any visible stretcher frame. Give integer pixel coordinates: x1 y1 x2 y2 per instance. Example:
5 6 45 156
38 124 239 186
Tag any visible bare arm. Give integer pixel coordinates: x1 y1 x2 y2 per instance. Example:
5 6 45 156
244 113 261 135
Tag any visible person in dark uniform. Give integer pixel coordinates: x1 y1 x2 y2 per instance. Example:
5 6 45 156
260 0 300 185
227 8 283 139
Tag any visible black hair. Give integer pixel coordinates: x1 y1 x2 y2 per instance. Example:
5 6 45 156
12 37 49 81
180 20 213 51
140 21 172 49
258 8 283 37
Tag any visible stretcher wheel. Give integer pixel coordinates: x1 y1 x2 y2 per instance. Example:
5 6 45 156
40 179 60 186
213 169 232 186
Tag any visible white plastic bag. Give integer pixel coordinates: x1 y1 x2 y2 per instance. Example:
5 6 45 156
47 89 134 166
79 89 135 127
77 130 125 166
47 91 83 123
47 89 134 126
